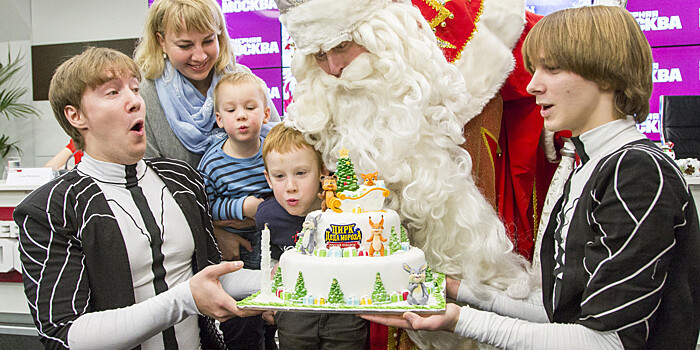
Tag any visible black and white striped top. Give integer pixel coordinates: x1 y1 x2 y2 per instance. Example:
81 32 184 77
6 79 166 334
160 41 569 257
14 155 224 350
540 118 700 349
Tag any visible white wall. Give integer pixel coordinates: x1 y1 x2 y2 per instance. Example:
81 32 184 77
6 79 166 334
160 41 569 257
0 0 147 171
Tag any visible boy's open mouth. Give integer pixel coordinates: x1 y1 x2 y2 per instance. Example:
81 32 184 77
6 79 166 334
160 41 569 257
131 121 144 132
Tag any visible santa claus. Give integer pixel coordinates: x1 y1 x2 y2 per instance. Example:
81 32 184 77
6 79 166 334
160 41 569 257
277 0 537 347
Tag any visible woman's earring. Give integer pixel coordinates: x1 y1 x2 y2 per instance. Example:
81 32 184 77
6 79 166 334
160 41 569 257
163 52 167 59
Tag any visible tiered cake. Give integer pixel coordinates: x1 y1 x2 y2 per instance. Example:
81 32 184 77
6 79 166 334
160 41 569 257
239 149 445 313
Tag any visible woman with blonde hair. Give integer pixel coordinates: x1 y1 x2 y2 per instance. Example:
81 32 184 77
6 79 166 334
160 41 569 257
134 0 279 167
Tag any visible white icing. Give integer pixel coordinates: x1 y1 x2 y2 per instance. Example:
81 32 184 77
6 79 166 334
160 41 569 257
338 182 388 212
279 248 427 298
260 225 273 297
278 192 429 303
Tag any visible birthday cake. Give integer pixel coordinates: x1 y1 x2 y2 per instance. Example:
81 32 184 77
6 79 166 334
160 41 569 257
239 149 445 313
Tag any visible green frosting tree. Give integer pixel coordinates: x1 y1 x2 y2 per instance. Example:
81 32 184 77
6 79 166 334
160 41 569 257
292 271 307 299
336 148 359 192
327 278 345 304
389 227 400 255
400 226 409 244
425 266 434 283
271 267 283 293
371 272 389 302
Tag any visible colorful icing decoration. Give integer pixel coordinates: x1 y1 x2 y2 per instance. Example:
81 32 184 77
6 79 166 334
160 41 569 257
302 295 315 305
336 148 359 192
328 246 343 258
324 223 362 250
271 267 283 293
371 272 389 302
360 172 377 186
292 271 307 299
319 175 341 212
403 263 429 306
313 249 327 257
367 216 387 257
298 213 320 255
343 247 358 257
236 147 445 312
327 278 345 304
388 227 400 255
390 292 401 303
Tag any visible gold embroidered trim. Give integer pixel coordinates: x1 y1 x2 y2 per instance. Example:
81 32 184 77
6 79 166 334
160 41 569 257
437 37 457 49
453 0 485 62
480 126 500 173
532 177 538 235
388 326 397 350
421 0 453 29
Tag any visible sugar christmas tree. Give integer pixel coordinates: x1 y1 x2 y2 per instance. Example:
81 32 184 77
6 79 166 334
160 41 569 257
389 226 400 255
400 226 409 244
292 271 307 299
371 272 389 302
425 266 434 283
327 278 345 304
271 267 283 293
336 148 359 192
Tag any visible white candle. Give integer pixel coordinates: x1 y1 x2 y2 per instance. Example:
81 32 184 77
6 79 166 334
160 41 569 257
260 223 272 298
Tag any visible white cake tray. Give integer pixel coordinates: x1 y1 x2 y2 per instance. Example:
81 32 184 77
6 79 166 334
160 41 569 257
238 278 446 315
238 294 445 314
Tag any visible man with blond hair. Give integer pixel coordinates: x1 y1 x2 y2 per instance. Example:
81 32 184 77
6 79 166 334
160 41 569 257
14 47 260 349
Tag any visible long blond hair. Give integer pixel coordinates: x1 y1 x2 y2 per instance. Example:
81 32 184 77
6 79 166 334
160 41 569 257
134 0 236 80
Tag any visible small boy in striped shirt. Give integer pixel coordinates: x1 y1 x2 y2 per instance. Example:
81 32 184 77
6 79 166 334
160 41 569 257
197 70 274 349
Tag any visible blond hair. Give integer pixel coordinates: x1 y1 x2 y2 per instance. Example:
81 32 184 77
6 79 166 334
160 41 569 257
522 5 653 122
49 47 141 150
213 70 269 111
262 123 324 174
134 0 235 80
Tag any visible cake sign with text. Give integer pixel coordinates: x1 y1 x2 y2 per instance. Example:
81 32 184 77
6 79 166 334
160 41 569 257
325 223 362 249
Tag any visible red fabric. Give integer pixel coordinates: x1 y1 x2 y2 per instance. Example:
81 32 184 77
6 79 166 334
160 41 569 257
501 11 543 101
496 11 557 260
496 99 557 259
369 321 388 349
67 139 83 164
411 0 484 63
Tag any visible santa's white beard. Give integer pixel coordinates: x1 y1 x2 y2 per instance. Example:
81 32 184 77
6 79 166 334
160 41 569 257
285 5 533 348
288 51 531 297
